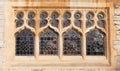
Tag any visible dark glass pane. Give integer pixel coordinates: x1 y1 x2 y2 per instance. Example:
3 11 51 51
74 20 81 27
63 11 71 19
86 29 105 55
15 29 34 56
40 11 48 19
50 19 59 28
63 29 81 55
97 20 105 28
28 11 35 19
51 12 59 19
86 20 94 28
74 12 81 19
40 19 48 27
63 20 71 28
28 19 35 28
16 19 24 28
86 12 94 20
16 11 24 19
97 12 105 20
39 28 58 55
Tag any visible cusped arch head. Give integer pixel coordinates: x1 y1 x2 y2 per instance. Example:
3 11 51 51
39 27 58 37
15 28 35 37
63 28 82 37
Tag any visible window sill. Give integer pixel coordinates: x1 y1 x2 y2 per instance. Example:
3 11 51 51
11 56 110 67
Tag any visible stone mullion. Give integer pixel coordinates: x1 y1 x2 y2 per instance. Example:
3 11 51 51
82 10 86 59
34 9 39 59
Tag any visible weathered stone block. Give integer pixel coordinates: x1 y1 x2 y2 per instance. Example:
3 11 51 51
114 21 120 25
115 56 120 69
0 33 3 39
114 16 120 21
0 27 4 32
114 40 120 45
115 4 120 9
116 31 120 35
0 15 5 19
115 25 120 31
115 37 120 41
115 9 120 16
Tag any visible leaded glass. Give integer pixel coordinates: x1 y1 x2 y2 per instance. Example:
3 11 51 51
86 20 94 28
28 19 35 28
63 11 71 19
28 11 35 19
16 19 24 28
74 20 81 27
51 12 59 19
16 11 24 19
74 12 81 19
86 12 94 20
86 29 105 55
97 20 105 28
63 20 71 27
40 19 48 27
63 29 81 55
97 12 105 20
50 19 59 28
39 28 58 55
40 11 48 19
16 29 34 56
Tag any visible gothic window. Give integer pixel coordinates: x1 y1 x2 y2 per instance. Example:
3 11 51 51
16 11 24 19
97 20 105 28
74 11 82 28
86 20 94 28
97 12 105 28
28 19 35 28
14 9 108 61
40 11 48 27
15 29 35 56
63 29 81 55
63 11 71 28
50 11 59 28
16 11 24 28
50 19 59 28
86 12 94 28
86 29 105 55
27 11 35 28
39 28 58 55
63 20 71 27
16 19 24 28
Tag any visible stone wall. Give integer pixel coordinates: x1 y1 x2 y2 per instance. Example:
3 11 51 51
0 2 5 48
114 3 120 70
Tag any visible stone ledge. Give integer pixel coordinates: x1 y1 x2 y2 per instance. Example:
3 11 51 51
0 68 118 71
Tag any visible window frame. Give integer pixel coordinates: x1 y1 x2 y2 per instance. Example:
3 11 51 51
4 7 114 66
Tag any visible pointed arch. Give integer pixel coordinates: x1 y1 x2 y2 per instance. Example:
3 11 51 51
39 28 58 55
63 29 82 55
15 29 35 56
86 29 105 55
